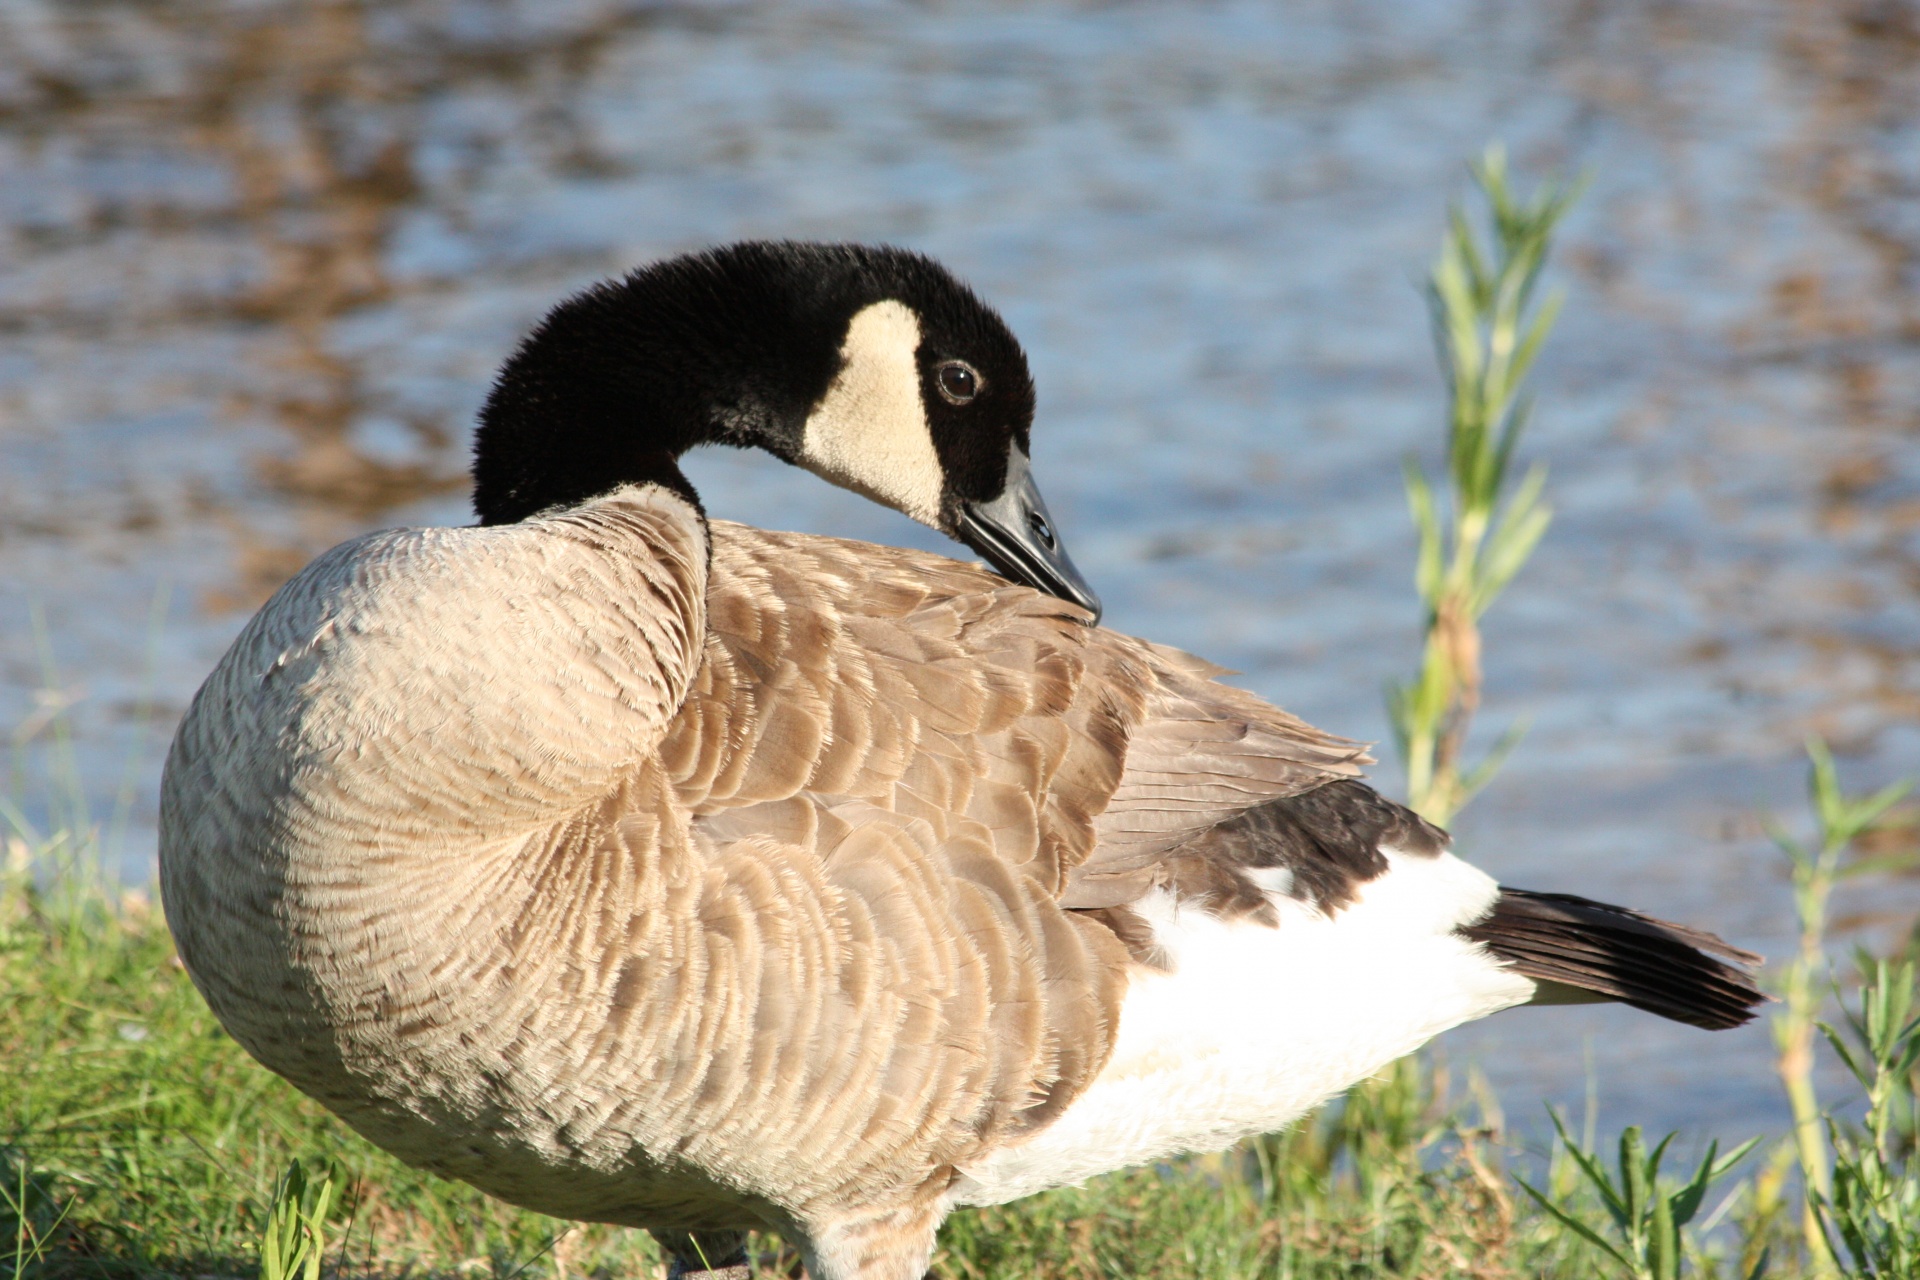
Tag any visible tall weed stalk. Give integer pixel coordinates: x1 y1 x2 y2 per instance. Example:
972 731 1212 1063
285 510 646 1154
1388 146 1578 827
1764 742 1914 1274
1817 959 1920 1275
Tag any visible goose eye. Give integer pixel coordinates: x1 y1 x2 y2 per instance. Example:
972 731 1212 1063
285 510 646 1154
936 361 980 405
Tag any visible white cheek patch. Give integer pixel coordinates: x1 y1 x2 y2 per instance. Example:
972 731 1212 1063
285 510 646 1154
800 299 945 526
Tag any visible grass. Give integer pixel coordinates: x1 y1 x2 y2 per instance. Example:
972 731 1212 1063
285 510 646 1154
0 857 662 1279
5 151 1920 1278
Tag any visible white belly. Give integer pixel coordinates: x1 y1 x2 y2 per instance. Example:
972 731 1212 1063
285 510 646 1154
949 850 1534 1206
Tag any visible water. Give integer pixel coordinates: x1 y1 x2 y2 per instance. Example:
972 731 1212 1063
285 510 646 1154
3 0 1917 1147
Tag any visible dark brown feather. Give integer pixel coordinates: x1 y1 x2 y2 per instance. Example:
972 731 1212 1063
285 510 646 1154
1460 888 1766 1030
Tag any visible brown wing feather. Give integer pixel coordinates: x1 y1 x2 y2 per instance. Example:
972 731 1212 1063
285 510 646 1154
1074 648 1371 895
654 528 1140 1191
645 524 1375 1203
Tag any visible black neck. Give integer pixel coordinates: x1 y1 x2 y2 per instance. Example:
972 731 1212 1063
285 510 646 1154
471 248 864 526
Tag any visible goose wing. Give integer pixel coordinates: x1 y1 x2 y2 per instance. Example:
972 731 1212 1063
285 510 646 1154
650 526 1372 1172
675 524 1368 907
1066 643 1370 907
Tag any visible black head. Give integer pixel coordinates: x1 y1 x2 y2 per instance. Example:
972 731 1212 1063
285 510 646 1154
472 241 1099 620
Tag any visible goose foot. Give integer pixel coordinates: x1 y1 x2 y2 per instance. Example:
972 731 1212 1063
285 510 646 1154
654 1230 751 1280
798 1204 941 1280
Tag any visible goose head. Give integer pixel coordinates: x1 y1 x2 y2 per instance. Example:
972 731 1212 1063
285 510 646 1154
472 241 1101 622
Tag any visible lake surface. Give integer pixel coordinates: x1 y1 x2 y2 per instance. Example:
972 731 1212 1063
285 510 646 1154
3 0 1917 1148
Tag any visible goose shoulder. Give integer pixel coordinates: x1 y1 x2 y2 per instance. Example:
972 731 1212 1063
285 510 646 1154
167 484 708 836
159 486 709 1025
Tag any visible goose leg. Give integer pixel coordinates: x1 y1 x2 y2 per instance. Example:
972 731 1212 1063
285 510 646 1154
653 1230 751 1280
798 1204 942 1280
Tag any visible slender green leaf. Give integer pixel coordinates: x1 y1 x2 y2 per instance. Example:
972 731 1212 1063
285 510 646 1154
1514 1177 1637 1272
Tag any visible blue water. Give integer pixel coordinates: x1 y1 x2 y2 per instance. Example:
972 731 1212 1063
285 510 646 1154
3 0 1917 1145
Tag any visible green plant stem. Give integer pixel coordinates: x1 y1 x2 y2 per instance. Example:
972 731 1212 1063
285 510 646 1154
1769 740 1915 1277
1390 146 1574 828
1816 960 1920 1275
1779 919 1836 1273
1775 842 1837 1276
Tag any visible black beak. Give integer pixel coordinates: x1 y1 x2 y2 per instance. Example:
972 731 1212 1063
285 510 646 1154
955 448 1102 625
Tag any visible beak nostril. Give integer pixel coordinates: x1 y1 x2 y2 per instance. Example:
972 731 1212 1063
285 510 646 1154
958 444 1100 621
1028 510 1055 550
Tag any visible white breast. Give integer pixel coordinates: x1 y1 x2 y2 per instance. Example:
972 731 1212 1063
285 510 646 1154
949 849 1535 1206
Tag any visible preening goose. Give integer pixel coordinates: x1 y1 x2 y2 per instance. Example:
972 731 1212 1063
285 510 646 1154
159 242 1761 1280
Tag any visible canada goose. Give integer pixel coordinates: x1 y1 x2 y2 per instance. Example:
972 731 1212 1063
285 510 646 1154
160 242 1761 1280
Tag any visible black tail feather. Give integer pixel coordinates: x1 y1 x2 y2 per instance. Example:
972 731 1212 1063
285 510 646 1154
1460 888 1766 1031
